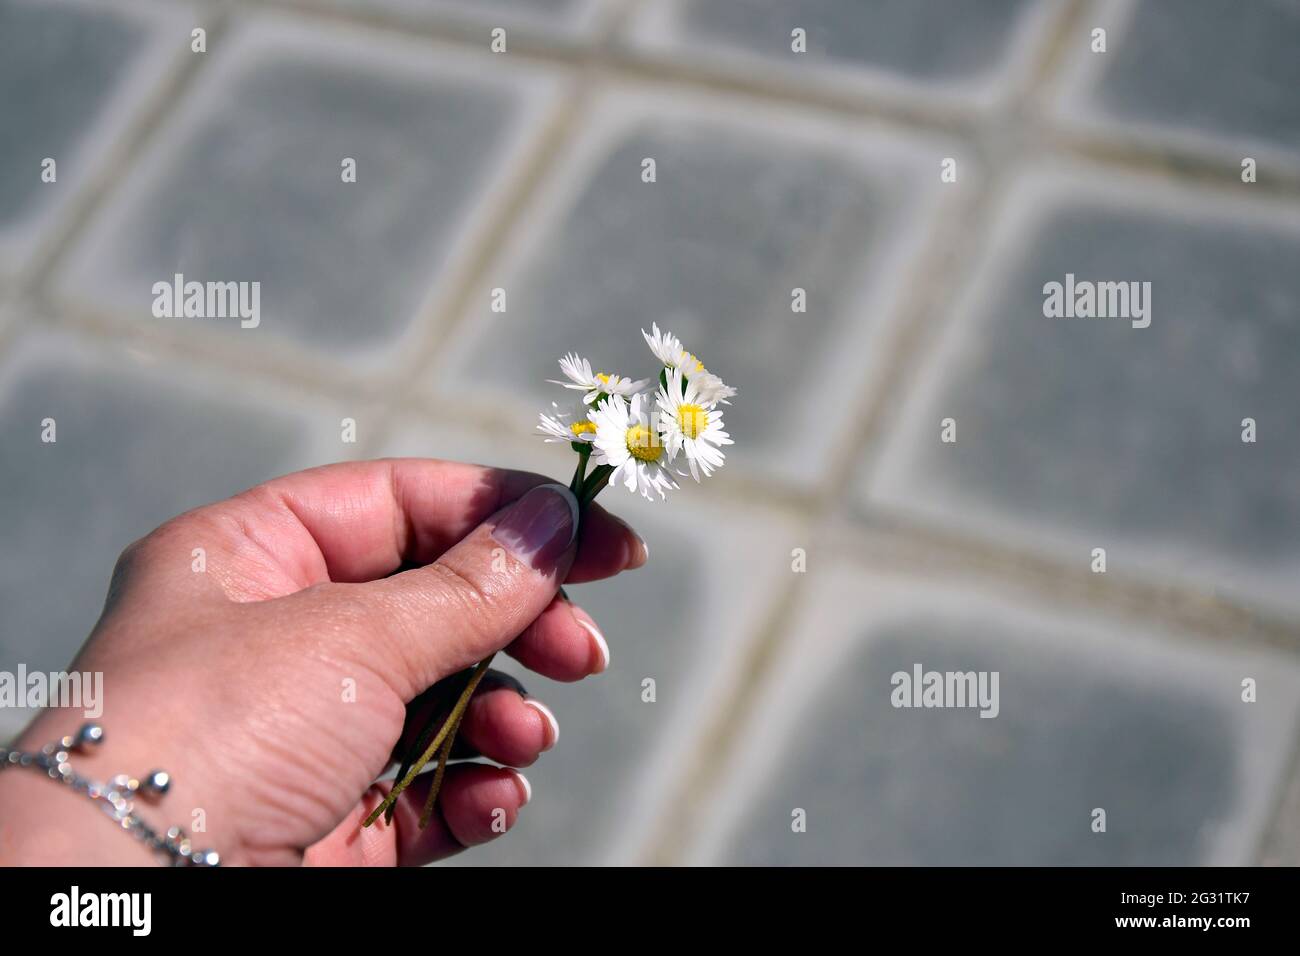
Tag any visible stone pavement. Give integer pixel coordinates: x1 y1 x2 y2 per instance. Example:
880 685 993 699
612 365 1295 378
1 0 1298 865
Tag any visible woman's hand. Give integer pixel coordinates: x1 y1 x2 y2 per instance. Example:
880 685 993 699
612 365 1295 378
0 459 645 866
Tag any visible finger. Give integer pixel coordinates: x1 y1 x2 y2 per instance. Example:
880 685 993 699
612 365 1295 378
506 595 610 681
276 483 580 698
304 763 530 867
566 501 648 584
456 678 559 767
423 762 531 861
392 671 557 768
137 460 647 601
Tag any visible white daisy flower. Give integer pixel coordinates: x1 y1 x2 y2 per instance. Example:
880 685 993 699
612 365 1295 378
537 401 597 444
657 369 733 481
548 352 649 404
641 323 736 404
642 322 686 368
589 393 679 501
691 370 737 405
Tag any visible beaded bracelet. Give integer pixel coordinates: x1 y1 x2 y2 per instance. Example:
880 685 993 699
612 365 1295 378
0 722 220 867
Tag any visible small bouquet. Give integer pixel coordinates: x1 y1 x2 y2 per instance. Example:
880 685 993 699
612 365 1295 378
365 324 734 830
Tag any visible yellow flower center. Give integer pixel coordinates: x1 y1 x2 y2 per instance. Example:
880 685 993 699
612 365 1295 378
569 421 596 438
677 403 708 440
625 424 663 462
679 352 706 374
595 373 613 386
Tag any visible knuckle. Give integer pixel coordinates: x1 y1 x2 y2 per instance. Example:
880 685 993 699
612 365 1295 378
428 559 489 613
425 560 500 644
109 535 149 582
107 514 193 591
104 537 149 609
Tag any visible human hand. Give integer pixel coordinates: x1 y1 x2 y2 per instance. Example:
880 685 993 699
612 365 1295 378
0 459 645 866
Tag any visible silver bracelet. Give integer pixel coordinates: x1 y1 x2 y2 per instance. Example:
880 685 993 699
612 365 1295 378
0 722 220 867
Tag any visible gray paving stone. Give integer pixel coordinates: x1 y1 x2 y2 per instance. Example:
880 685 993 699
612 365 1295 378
0 0 177 272
866 169 1300 611
702 572 1300 865
58 18 555 365
317 0 595 33
632 0 1048 97
379 420 799 863
1070 0 1300 156
432 93 946 487
0 332 343 703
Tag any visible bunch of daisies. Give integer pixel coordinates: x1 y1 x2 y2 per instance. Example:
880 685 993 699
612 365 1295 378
538 323 735 504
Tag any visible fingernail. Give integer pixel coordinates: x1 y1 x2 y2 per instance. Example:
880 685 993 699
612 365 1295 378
491 483 579 568
571 607 610 673
510 769 532 806
612 514 649 569
628 529 649 568
524 698 560 750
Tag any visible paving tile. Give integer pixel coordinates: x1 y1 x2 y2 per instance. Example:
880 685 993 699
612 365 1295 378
379 418 800 864
430 90 950 488
0 0 182 275
1054 0 1300 161
695 569 1300 865
0 329 354 723
57 16 559 367
864 168 1300 614
308 0 606 37
629 0 1054 104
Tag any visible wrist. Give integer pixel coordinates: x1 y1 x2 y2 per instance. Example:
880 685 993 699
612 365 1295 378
0 713 241 866
0 759 158 865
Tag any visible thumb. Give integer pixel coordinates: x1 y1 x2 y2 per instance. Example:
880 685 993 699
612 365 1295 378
289 482 580 699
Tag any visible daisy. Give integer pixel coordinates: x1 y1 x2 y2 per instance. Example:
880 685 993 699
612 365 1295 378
641 323 736 404
537 401 597 444
589 393 679 501
642 322 687 368
657 368 733 481
691 370 737 405
548 352 648 404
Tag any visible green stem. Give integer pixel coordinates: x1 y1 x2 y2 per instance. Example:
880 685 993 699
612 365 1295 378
384 668 471 824
580 464 613 507
418 709 464 829
363 654 496 828
569 445 591 495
